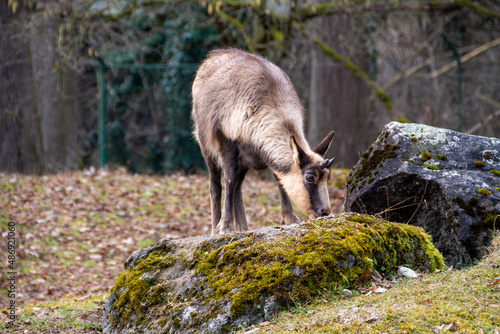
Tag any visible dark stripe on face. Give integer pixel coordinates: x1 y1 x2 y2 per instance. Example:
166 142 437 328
306 181 322 215
302 164 329 215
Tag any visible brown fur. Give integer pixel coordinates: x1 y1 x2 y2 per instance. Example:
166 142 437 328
192 48 335 234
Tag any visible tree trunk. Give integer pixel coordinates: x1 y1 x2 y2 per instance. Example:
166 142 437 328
308 14 384 168
0 1 43 174
0 3 79 173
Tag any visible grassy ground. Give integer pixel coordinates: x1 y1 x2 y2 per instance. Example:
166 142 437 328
1 169 498 333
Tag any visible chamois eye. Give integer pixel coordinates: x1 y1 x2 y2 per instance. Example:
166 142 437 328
305 174 316 183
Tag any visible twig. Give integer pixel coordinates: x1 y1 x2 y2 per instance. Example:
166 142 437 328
407 181 428 225
426 37 500 79
466 110 500 134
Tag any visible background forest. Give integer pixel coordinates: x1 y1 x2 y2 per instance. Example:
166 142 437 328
1 0 499 174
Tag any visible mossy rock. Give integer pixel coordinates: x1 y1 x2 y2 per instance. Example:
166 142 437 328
102 213 443 334
345 122 500 267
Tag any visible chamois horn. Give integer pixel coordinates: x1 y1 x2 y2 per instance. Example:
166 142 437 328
320 157 336 169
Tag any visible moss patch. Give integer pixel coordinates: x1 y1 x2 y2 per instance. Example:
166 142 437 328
419 152 432 162
474 161 485 168
194 213 443 319
346 131 400 188
105 214 443 333
489 169 500 177
477 188 492 196
108 241 177 330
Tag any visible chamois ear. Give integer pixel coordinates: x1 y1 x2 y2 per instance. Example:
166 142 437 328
313 131 335 157
290 135 306 165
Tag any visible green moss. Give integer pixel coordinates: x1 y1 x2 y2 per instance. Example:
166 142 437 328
484 153 492 160
468 197 478 206
397 115 410 123
410 137 418 142
108 240 177 330
419 152 432 162
474 161 485 168
496 187 500 192
107 214 444 333
423 165 439 170
454 196 476 217
489 170 500 177
477 188 492 196
481 213 499 227
353 143 400 182
435 154 447 161
194 213 442 319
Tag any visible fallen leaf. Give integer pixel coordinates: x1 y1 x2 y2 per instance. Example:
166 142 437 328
444 323 455 331
357 268 372 288
487 303 499 308
372 269 383 282
489 277 500 286
304 322 314 329
259 321 270 326
427 283 442 289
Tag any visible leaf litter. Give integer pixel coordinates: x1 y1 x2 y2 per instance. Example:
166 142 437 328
0 168 347 309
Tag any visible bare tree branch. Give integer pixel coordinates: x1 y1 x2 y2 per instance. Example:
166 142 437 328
293 0 500 21
425 37 500 79
466 110 500 134
297 23 393 113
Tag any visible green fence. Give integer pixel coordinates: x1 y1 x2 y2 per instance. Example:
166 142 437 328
87 59 205 174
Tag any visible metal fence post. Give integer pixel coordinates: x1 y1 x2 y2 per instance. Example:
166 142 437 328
96 58 107 168
440 30 462 132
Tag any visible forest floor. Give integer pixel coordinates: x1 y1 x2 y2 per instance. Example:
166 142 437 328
1 169 498 333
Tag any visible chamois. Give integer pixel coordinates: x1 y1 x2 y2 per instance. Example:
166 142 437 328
192 48 336 234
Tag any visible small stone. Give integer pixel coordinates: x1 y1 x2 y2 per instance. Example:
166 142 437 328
397 266 418 278
341 289 353 298
495 204 500 213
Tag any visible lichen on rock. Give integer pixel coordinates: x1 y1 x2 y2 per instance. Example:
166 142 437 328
345 122 500 267
102 213 443 334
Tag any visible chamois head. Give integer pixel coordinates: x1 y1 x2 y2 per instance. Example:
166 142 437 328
285 131 336 219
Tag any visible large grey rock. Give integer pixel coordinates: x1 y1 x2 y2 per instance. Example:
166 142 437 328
344 122 500 267
102 213 443 334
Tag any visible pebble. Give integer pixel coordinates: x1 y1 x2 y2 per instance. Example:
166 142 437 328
397 266 419 278
341 289 353 298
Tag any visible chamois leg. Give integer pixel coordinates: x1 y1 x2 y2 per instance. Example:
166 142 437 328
233 166 249 231
207 156 222 235
274 174 301 225
218 148 239 234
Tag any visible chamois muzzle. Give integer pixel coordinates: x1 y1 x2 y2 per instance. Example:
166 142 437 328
320 157 336 169
315 207 331 218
